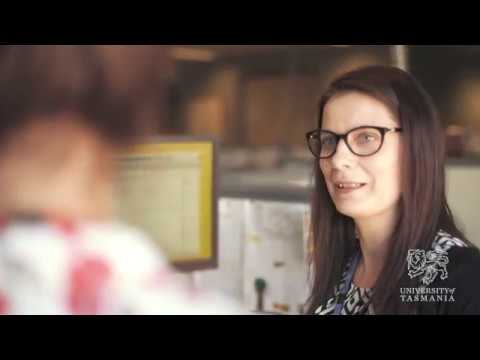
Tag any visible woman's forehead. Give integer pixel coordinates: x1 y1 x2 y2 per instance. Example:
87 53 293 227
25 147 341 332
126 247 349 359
322 91 398 132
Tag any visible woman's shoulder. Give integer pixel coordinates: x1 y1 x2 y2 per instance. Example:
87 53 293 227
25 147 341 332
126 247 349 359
439 248 480 314
430 229 480 286
432 229 479 266
445 245 480 285
432 229 470 252
430 230 480 314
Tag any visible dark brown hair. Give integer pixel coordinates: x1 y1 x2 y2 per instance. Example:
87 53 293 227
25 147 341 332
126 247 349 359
306 65 471 314
0 45 168 146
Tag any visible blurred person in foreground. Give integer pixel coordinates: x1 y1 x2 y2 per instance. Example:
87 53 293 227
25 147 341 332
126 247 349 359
0 45 243 315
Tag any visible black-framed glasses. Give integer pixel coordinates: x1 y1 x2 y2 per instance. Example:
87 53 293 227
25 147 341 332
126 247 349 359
306 126 403 159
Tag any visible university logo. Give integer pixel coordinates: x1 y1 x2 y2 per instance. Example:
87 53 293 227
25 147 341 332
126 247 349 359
407 249 449 286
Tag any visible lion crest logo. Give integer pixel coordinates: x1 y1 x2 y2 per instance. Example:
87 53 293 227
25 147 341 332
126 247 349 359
407 249 449 286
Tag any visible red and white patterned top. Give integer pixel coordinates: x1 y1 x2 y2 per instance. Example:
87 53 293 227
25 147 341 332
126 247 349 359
0 218 244 315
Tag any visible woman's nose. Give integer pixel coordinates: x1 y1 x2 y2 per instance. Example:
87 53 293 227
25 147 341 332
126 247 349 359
330 138 356 170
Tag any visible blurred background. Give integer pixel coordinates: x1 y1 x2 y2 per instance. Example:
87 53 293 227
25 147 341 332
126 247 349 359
159 45 480 159
121 45 480 314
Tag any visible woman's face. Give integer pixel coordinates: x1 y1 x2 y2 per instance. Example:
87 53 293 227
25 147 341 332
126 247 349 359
320 91 403 220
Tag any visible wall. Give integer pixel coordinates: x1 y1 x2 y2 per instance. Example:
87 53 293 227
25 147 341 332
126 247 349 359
446 164 480 246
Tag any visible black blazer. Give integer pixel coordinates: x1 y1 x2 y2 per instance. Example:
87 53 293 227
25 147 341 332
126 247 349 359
416 246 480 315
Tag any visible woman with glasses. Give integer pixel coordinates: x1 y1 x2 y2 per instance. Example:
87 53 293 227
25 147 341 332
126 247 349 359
305 65 480 315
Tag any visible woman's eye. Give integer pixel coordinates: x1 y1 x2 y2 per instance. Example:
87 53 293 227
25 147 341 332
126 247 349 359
357 133 377 144
321 138 335 147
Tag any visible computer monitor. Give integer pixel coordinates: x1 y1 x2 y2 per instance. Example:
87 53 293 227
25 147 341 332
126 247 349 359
114 136 218 272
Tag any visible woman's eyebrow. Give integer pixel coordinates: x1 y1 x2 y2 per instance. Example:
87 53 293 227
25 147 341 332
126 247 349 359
322 120 398 133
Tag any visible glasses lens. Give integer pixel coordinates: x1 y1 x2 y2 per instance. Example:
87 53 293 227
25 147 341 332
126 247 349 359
348 127 383 156
319 132 338 158
308 132 338 158
307 133 320 158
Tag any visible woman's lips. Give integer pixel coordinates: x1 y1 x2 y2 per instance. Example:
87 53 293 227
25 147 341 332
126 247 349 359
333 182 366 194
